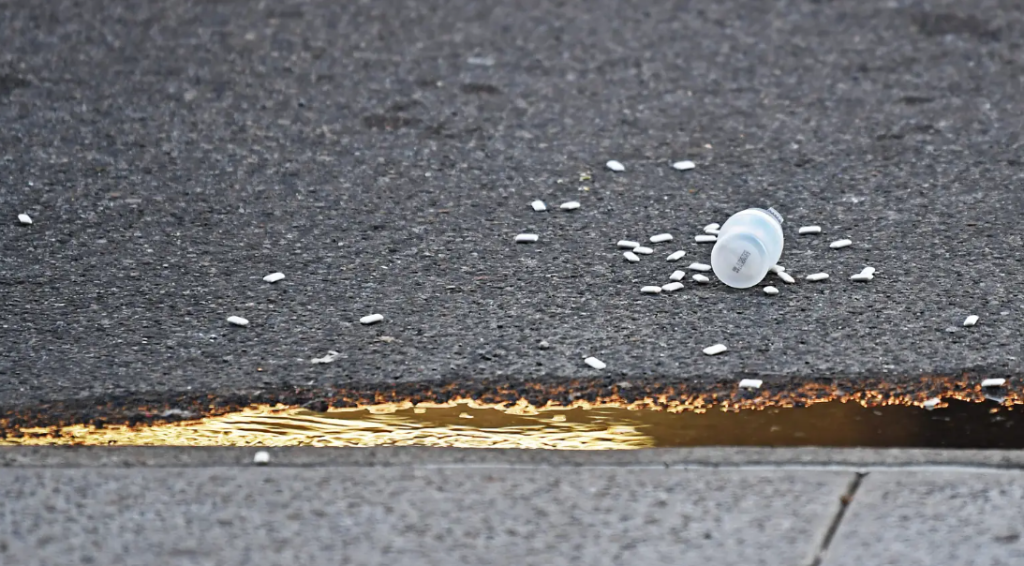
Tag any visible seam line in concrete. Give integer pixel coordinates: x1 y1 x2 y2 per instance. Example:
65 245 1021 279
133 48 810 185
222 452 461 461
809 472 865 566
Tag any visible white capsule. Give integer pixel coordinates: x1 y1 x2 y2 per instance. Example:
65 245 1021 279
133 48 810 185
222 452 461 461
695 235 717 243
672 160 696 171
705 228 720 235
360 313 384 325
17 213 32 225
661 282 684 292
688 262 711 272
633 246 654 255
805 273 829 282
830 239 853 249
227 316 250 327
763 286 779 295
650 233 674 243
861 266 876 276
703 223 721 233
666 250 687 262
778 272 796 284
606 160 625 172
514 234 539 243
623 251 641 263
253 451 270 465
617 240 641 249
738 379 763 389
669 270 686 281
692 274 710 284
531 200 547 212
703 344 728 356
798 225 822 235
263 272 286 283
981 378 1006 388
559 201 581 210
584 356 607 369
311 350 342 364
963 315 979 327
922 398 941 410
641 286 663 294
850 273 874 282
770 265 786 274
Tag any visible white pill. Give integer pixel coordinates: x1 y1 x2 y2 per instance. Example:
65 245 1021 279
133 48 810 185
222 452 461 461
661 282 684 292
703 223 721 232
850 273 874 282
17 213 32 225
650 233 674 243
703 344 728 356
805 273 829 281
617 240 641 249
531 200 547 212
606 160 625 172
514 234 539 243
623 251 641 263
738 379 763 389
981 378 1006 388
227 316 250 327
778 272 796 284
695 235 717 243
688 262 711 272
253 451 270 465
830 239 853 249
798 226 822 235
633 246 654 255
705 229 720 235
692 274 710 284
861 266 876 276
763 286 779 295
559 201 581 210
963 315 979 327
672 160 696 171
360 313 384 325
641 286 663 294
669 270 686 281
584 356 607 369
922 398 941 410
263 272 286 283
770 265 786 274
666 250 687 262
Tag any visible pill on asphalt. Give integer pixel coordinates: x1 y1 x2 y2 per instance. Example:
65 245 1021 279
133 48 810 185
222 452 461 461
531 200 547 212
850 273 873 282
830 239 853 249
703 344 728 356
606 160 625 172
981 378 1006 388
253 451 270 465
641 286 663 294
661 282 684 292
650 233 674 243
670 270 686 281
227 316 249 327
692 274 710 283
763 286 779 295
922 398 941 410
778 272 796 284
559 201 580 210
360 313 384 325
688 262 711 271
666 250 687 262
515 234 539 243
617 240 641 249
805 273 829 281
695 235 717 243
263 272 286 283
705 228 720 235
584 356 607 369
798 226 822 235
633 246 654 255
624 251 641 263
739 379 763 389
861 266 876 275
770 265 785 273
17 213 32 225
963 315 979 327
311 350 342 364
672 160 696 171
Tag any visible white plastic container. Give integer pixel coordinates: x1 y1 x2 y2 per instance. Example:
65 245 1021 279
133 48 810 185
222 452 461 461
710 207 784 289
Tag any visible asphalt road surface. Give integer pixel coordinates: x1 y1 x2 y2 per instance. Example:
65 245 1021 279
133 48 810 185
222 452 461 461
1 0 1022 424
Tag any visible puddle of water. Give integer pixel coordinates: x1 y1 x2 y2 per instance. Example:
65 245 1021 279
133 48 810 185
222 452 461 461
2 398 1020 449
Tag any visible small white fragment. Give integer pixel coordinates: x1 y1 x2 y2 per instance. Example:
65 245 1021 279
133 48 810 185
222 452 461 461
669 270 686 281
770 265 786 274
703 223 721 233
17 213 32 225
617 240 641 249
253 451 270 465
695 235 718 243
311 350 342 364
227 316 249 327
531 200 547 212
963 315 979 327
850 273 874 282
981 378 1006 388
641 286 663 294
738 379 763 389
763 286 779 295
584 356 606 370
798 225 822 235
650 233 674 243
263 272 286 283
559 201 581 210
705 228 720 235
467 56 495 66
633 246 654 255
692 274 710 284
805 273 829 282
861 267 876 276
623 251 641 263
514 233 539 243
672 160 696 171
661 282 684 292
606 160 625 172
830 239 853 249
360 313 384 325
688 262 711 272
703 344 728 356
922 398 941 410
666 250 687 262
778 272 796 284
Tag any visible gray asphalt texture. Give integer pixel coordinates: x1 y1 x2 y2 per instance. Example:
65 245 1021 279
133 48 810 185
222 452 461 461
2 0 1023 421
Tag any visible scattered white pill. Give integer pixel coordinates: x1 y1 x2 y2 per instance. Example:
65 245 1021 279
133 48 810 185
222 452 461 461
584 356 607 369
633 246 654 255
531 200 547 212
227 316 250 327
861 267 876 276
650 233 674 243
805 273 829 282
703 223 721 233
661 282 684 292
705 228 720 235
559 201 581 210
623 251 641 263
763 286 779 295
963 315 979 327
688 262 711 272
778 272 796 284
738 379 763 389
922 398 941 410
692 274 710 284
695 235 718 243
360 313 384 325
641 286 663 294
514 233 539 243
850 273 874 282
669 270 686 281
672 160 696 171
981 378 1006 388
17 213 32 225
666 250 687 262
606 160 625 172
770 265 786 274
798 226 822 235
311 350 342 364
830 239 853 249
617 240 641 249
253 451 270 465
703 344 728 356
263 272 286 283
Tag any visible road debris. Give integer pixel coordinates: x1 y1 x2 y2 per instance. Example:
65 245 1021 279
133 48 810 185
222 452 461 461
584 356 606 369
531 200 547 212
703 344 728 356
227 316 249 327
17 213 32 225
360 314 384 325
650 233 673 243
514 234 539 243
311 350 342 364
263 272 285 283
606 160 625 172
672 160 696 171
